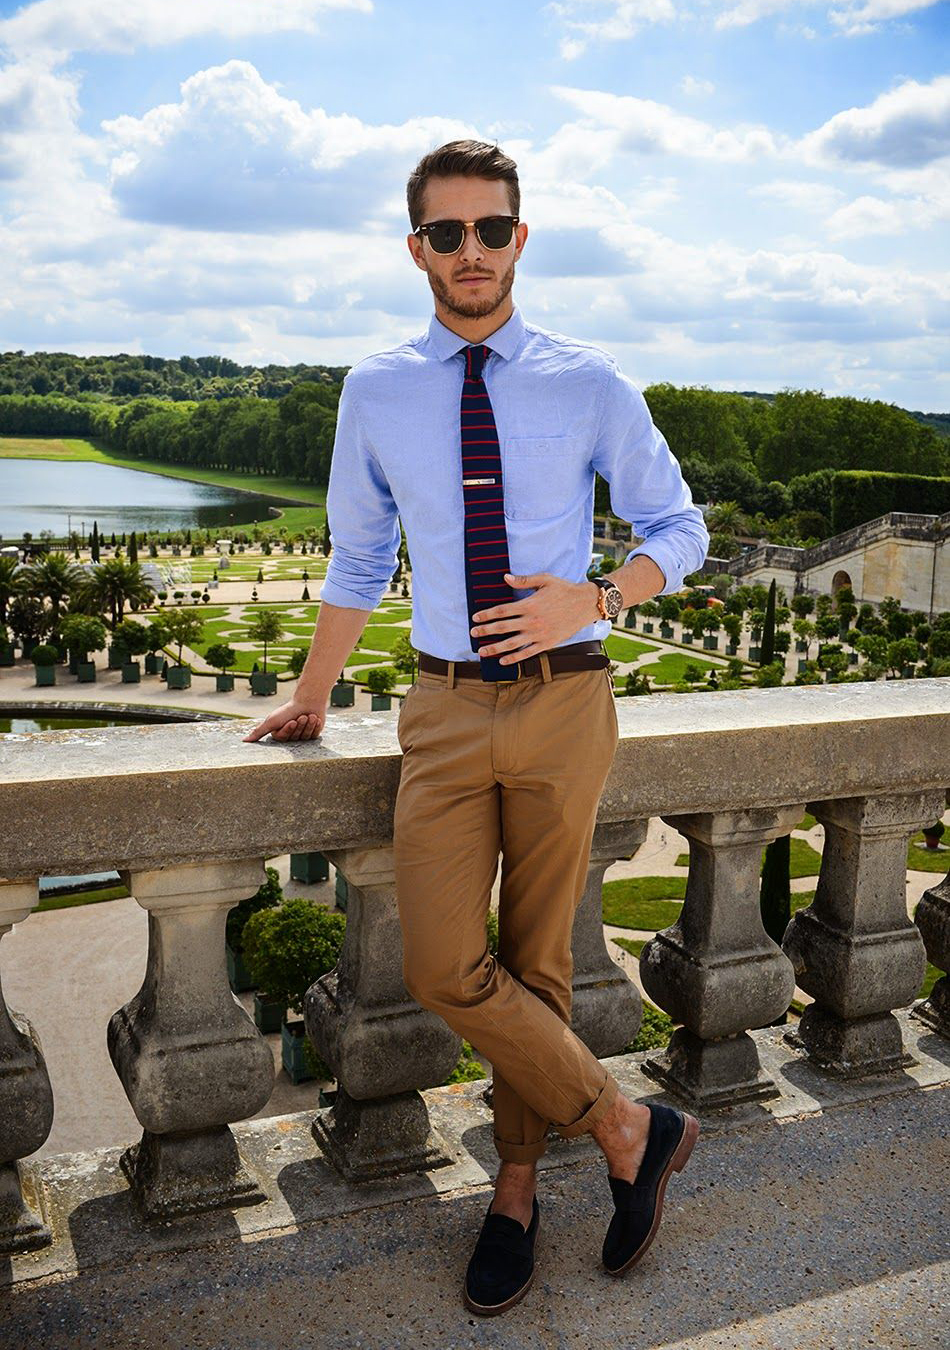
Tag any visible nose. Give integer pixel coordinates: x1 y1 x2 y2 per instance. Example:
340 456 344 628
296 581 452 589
457 223 486 264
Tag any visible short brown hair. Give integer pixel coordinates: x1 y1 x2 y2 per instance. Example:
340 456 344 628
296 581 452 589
406 139 520 231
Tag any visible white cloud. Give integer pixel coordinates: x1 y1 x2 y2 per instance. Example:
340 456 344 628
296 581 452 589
825 191 948 237
0 0 371 59
751 179 845 212
827 0 942 36
711 0 940 33
546 86 781 162
102 60 469 231
801 75 950 167
546 0 675 60
679 75 715 97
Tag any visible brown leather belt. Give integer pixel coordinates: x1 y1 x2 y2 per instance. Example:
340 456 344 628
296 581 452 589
418 639 609 682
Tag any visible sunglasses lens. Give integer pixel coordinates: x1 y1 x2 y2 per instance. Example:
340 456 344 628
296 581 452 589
477 217 514 249
426 221 465 253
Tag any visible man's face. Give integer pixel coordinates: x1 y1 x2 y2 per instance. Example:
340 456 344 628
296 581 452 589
407 174 527 320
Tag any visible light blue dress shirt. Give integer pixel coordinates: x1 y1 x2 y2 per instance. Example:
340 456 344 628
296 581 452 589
321 302 710 661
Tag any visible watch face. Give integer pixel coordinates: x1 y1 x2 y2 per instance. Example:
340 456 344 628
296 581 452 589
606 587 624 618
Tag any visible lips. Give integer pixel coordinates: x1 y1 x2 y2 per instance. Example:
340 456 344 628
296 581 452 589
458 275 491 283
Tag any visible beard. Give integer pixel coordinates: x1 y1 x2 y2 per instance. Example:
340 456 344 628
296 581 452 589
426 255 516 320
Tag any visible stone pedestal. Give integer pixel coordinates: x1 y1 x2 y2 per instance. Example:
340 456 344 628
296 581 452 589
911 868 950 1037
0 880 54 1254
783 791 946 1075
571 820 646 1057
641 806 800 1108
108 860 275 1221
307 847 457 1180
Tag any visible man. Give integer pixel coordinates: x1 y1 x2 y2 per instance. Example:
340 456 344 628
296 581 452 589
244 139 709 1315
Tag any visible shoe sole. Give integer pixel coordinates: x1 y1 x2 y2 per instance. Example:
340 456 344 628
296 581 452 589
462 1228 540 1316
603 1111 700 1277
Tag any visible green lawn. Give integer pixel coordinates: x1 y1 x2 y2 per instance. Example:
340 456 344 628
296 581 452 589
604 633 658 662
637 653 723 684
674 836 822 877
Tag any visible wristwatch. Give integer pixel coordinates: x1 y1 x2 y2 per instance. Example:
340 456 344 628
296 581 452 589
591 576 625 621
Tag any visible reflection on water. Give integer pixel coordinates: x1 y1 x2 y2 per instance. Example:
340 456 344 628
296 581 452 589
0 457 305 537
0 714 122 733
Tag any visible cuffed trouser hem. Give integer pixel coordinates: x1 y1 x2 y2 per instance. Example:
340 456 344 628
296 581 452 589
494 1133 549 1164
551 1069 620 1140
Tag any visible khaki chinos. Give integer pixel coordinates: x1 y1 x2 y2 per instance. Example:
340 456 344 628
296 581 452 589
393 644 622 1164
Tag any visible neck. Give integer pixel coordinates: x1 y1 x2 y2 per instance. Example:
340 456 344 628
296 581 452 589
433 295 515 345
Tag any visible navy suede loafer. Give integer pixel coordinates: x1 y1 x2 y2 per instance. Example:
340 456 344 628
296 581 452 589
463 1194 540 1315
602 1102 699 1276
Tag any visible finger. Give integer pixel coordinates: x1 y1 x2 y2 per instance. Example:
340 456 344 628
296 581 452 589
243 722 271 742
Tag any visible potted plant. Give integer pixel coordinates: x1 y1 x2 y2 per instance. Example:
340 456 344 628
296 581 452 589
290 852 330 884
638 599 659 634
658 597 680 640
247 608 284 695
112 618 150 683
144 617 170 673
679 606 697 643
242 898 346 1085
60 613 107 683
206 642 238 692
330 673 355 707
701 611 721 650
366 665 396 709
163 608 204 689
225 865 282 994
722 612 742 655
31 642 59 686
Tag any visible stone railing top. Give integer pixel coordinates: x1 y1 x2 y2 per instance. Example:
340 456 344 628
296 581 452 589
0 679 947 879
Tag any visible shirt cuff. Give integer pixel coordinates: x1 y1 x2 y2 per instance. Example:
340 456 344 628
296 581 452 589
624 541 682 597
319 577 384 611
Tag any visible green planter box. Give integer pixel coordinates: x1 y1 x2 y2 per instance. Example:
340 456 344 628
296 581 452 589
290 852 330 884
682 632 694 644
226 943 255 993
334 870 349 912
702 636 719 650
254 991 284 1034
641 622 654 634
144 653 161 674
370 693 392 709
107 644 124 671
795 640 809 653
121 661 141 683
848 651 859 665
250 670 277 696
0 641 15 667
34 664 56 686
659 624 674 639
77 661 97 682
167 665 191 689
726 642 738 656
330 682 354 707
749 646 761 662
216 673 235 692
281 1019 316 1085
798 658 809 673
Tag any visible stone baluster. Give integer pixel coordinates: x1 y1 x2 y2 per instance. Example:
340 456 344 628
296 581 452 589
640 805 801 1108
913 867 950 1036
0 879 54 1255
306 846 459 1181
783 791 946 1074
570 820 646 1057
107 859 275 1221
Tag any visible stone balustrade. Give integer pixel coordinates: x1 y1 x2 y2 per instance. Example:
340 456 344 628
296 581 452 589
0 679 947 1254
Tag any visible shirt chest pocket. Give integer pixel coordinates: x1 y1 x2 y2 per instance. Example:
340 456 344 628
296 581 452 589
502 436 586 521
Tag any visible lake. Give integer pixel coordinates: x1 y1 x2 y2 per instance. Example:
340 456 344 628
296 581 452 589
0 457 305 539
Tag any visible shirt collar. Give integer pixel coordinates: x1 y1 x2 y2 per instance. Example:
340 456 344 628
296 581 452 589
425 302 525 363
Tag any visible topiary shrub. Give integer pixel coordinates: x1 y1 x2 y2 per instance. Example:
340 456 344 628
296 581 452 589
242 897 346 1017
226 865 283 956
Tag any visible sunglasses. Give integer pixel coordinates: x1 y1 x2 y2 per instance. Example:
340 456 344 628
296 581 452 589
414 215 519 255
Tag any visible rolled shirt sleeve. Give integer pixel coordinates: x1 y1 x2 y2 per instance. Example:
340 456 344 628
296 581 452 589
320 372 402 610
591 360 710 597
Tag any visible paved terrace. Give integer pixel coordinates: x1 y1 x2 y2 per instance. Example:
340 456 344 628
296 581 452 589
0 680 948 1348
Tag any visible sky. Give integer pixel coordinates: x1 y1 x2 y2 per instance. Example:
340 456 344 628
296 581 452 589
0 0 948 409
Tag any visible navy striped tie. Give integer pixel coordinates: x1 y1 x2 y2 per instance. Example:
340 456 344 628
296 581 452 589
460 342 519 680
